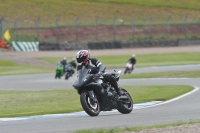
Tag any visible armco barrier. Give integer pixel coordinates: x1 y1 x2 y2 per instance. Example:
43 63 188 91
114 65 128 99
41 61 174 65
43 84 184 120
11 42 39 51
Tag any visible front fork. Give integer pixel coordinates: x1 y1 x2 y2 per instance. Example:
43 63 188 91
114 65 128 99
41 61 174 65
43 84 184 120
88 90 96 104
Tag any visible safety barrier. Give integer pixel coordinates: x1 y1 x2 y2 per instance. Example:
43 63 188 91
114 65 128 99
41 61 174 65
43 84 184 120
11 41 39 51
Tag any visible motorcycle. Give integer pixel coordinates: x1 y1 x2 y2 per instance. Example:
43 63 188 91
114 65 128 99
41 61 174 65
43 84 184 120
72 69 133 116
55 63 64 79
124 62 134 74
64 64 75 80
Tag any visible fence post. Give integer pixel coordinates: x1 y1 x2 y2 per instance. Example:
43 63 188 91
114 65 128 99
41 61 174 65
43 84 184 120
75 17 79 46
0 18 2 40
167 16 171 39
1 17 4 41
95 16 99 42
55 16 59 43
149 16 153 39
15 18 19 42
112 16 116 41
184 15 188 38
35 17 40 42
131 16 135 40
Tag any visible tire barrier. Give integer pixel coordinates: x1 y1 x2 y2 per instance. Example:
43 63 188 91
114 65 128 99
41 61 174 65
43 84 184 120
121 39 178 48
11 41 39 51
87 39 178 50
178 39 200 46
18 39 199 51
88 41 122 50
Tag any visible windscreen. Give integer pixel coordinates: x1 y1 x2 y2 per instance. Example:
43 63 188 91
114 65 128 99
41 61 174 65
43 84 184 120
72 69 91 88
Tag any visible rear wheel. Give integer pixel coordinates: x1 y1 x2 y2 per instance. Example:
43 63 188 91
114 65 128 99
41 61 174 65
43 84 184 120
117 89 133 114
80 91 100 116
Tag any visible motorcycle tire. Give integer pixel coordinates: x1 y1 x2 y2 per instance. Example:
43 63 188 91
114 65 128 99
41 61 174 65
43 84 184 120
80 91 100 116
55 72 59 79
124 69 127 74
117 88 133 114
65 73 69 80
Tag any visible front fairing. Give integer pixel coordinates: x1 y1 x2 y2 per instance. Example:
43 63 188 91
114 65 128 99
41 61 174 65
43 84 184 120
72 69 92 90
111 70 121 81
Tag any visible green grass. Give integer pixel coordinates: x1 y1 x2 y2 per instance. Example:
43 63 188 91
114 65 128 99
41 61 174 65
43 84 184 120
2 0 200 26
0 85 193 117
38 57 74 64
2 52 200 76
0 58 53 76
39 52 200 68
74 120 200 133
91 0 200 10
122 70 200 78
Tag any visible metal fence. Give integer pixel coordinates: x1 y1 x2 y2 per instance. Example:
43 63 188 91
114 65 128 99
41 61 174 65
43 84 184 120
1 15 200 44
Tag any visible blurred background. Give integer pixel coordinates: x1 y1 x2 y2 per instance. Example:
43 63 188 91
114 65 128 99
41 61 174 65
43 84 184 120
1 0 200 50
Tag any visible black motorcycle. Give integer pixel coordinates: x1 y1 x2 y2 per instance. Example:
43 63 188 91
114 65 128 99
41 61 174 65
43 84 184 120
64 64 75 80
72 69 133 117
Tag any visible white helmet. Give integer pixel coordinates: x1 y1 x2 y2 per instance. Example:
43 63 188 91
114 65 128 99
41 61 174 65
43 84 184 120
132 54 135 57
63 57 66 60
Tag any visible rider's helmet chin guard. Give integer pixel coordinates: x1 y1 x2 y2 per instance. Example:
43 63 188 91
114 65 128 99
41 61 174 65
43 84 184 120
76 50 90 65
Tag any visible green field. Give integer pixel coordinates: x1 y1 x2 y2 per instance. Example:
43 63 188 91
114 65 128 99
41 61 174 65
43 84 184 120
0 85 193 117
0 58 53 76
39 52 200 68
1 0 200 23
1 52 200 77
121 70 200 78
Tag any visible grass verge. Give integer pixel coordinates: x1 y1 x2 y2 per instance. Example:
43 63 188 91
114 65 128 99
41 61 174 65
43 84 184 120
0 58 53 76
2 0 200 24
38 52 200 68
74 120 200 133
0 85 193 118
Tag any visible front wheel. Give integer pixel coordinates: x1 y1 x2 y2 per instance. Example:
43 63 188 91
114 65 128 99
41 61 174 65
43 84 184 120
80 91 100 116
124 68 128 74
55 71 60 79
117 88 133 114
65 72 69 80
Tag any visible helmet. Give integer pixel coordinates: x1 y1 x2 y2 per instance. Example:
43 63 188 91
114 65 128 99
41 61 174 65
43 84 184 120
132 54 135 57
63 57 66 60
76 50 89 64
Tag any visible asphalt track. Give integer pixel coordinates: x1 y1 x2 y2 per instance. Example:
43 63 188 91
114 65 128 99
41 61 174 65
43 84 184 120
0 64 200 133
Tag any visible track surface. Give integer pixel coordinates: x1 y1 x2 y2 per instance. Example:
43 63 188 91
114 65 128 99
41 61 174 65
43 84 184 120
0 65 200 133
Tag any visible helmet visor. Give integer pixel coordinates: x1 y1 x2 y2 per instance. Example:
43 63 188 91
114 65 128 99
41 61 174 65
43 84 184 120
77 56 86 63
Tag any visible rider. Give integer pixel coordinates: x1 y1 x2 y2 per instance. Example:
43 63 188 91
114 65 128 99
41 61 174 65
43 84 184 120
60 57 67 71
69 58 77 69
69 58 77 74
76 50 124 96
127 54 136 71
